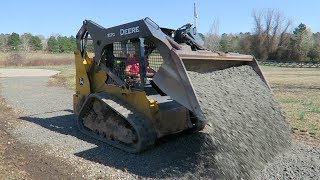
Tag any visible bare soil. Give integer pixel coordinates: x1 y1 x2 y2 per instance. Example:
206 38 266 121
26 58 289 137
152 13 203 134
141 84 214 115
0 98 84 179
47 74 67 87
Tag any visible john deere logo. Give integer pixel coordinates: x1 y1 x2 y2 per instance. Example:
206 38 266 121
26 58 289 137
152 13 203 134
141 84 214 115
120 26 140 36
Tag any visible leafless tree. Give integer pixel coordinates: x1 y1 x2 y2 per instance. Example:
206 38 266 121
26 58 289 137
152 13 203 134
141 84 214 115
204 18 221 51
21 33 31 52
251 9 292 60
0 34 9 52
308 32 320 60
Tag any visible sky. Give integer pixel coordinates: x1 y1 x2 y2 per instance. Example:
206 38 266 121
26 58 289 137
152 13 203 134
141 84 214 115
1 0 320 37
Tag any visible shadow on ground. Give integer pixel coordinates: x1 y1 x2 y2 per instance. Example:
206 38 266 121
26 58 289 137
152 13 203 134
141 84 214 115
20 111 218 179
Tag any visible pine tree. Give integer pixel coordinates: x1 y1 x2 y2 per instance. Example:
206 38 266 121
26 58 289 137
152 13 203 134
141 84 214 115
289 23 313 61
29 36 43 51
7 32 21 50
47 36 59 53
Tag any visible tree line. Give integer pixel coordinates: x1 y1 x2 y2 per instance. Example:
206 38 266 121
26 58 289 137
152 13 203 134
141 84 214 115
1 9 319 62
0 33 76 53
203 9 320 62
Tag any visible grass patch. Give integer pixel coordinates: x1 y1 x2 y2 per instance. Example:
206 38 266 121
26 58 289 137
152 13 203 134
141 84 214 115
45 65 75 89
311 105 320 113
297 111 306 120
263 66 320 141
261 66 320 90
301 99 314 106
278 97 301 104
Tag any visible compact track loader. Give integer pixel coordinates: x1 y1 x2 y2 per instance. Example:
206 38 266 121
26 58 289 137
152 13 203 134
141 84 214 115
73 18 268 153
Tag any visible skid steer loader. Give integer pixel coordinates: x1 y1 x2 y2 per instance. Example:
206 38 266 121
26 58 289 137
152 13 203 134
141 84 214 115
73 18 268 153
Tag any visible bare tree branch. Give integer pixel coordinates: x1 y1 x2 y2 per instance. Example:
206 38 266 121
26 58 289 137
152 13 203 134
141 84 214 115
251 9 292 59
204 18 221 51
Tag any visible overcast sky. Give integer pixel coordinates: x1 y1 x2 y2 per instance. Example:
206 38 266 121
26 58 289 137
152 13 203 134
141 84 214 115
2 0 319 37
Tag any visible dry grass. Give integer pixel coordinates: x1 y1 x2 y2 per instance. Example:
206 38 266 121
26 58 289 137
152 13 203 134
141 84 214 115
0 52 73 66
262 66 320 89
261 66 320 141
0 51 75 89
47 65 75 89
0 52 75 88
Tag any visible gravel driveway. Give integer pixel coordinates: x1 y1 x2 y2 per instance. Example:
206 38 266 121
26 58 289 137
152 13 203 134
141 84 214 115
0 69 134 179
0 68 320 179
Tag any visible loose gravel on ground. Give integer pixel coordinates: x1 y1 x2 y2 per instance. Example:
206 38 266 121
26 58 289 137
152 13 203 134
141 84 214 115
0 68 320 179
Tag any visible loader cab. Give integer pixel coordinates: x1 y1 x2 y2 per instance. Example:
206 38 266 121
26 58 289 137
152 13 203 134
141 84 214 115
100 38 165 95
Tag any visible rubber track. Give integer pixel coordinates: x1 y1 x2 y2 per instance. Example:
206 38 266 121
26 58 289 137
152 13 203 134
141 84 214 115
78 92 157 153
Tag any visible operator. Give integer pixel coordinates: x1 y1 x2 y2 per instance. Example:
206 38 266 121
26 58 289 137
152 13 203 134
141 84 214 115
125 41 155 78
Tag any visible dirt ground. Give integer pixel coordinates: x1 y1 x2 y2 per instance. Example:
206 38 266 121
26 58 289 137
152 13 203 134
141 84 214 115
0 97 84 180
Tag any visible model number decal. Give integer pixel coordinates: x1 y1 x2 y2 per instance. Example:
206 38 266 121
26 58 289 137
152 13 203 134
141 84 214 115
107 33 115 38
120 26 139 36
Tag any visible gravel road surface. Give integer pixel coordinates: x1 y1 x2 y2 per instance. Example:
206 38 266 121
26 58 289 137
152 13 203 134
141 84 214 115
0 68 320 179
0 69 60 78
0 69 134 179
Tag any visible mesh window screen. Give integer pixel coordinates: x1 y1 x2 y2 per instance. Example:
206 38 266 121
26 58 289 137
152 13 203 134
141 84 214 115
105 40 164 87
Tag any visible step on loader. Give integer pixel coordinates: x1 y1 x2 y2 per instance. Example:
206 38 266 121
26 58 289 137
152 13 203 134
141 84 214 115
73 18 268 153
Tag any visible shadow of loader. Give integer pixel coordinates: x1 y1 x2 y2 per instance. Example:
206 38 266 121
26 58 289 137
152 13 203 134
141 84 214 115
20 110 218 179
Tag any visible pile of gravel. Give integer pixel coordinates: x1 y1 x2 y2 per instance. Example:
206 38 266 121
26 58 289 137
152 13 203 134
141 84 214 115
186 65 291 179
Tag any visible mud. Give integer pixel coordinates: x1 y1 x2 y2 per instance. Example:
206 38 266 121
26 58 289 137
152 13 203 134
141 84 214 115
187 65 291 179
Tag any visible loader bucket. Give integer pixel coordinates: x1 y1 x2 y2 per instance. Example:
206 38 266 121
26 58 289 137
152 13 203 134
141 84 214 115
152 46 268 123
